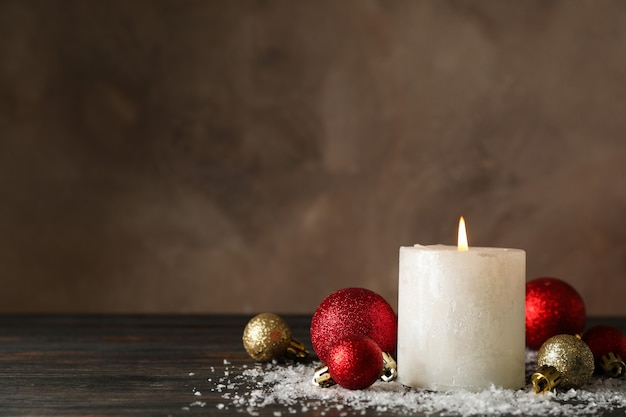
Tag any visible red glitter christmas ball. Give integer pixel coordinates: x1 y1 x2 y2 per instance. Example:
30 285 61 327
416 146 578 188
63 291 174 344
327 334 383 390
582 325 626 367
526 277 586 350
310 288 397 363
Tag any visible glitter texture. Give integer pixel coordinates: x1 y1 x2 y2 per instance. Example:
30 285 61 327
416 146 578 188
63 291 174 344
526 278 586 350
310 288 397 363
327 334 382 390
242 313 292 361
537 334 595 389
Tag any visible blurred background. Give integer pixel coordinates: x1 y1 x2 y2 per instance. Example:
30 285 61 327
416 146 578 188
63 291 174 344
1 1 625 315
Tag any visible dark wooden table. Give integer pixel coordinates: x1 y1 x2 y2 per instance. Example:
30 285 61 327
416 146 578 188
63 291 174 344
0 315 624 416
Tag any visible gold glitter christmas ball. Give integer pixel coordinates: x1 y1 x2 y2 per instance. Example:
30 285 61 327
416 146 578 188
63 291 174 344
242 313 292 362
537 334 594 389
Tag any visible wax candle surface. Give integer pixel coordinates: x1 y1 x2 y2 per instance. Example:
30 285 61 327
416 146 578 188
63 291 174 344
397 244 526 392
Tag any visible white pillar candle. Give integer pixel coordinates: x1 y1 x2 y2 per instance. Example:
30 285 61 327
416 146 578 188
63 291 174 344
397 221 525 392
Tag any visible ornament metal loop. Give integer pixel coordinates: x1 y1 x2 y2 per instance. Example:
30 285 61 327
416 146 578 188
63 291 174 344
312 365 336 388
381 351 397 382
601 352 626 378
532 365 562 394
286 339 310 360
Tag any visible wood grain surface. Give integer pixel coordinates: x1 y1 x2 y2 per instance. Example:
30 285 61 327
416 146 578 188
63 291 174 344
0 315 285 416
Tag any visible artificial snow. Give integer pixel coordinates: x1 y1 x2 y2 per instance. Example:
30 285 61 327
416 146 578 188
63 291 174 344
196 351 626 416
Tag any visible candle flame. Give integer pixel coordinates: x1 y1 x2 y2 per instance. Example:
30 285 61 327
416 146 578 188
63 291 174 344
458 216 469 251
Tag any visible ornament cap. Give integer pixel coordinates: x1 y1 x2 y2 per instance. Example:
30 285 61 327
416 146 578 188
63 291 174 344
312 365 336 388
286 338 310 360
532 365 563 393
600 352 626 378
381 351 397 382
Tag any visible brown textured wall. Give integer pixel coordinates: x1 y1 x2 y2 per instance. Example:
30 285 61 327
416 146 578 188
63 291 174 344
1 1 625 314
